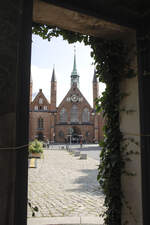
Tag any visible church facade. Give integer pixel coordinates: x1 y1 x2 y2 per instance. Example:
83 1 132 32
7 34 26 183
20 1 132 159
29 50 104 143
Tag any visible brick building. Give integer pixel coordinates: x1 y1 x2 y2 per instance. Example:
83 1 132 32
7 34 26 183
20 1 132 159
29 49 104 143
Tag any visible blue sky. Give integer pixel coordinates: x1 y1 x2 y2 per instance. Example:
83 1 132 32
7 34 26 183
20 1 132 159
31 34 105 106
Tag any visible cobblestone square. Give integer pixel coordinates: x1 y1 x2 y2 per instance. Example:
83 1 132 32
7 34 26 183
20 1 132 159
28 147 105 219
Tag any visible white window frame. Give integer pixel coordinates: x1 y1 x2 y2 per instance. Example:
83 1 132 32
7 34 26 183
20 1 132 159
44 106 48 110
39 98 43 104
34 105 38 110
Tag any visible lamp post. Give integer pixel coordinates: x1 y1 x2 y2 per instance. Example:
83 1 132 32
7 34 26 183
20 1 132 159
69 134 72 146
53 133 55 143
68 127 74 146
78 134 83 148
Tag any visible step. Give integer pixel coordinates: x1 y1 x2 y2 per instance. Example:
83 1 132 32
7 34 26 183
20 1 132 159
27 217 103 225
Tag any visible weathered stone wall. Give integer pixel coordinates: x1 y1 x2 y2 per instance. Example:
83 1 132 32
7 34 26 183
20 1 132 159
120 36 142 225
0 1 33 225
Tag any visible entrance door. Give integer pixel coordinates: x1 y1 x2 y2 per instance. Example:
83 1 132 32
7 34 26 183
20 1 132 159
37 132 44 141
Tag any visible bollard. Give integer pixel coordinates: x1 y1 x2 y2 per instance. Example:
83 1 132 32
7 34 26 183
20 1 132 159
74 151 80 157
80 154 87 159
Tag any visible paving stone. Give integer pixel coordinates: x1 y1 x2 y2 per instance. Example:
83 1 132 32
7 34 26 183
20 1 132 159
80 154 87 159
28 149 105 221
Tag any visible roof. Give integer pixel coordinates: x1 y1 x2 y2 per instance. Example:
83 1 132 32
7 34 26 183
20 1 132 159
58 85 92 109
31 89 50 105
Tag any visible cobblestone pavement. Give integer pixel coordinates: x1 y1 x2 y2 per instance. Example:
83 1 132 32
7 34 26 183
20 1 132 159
28 149 105 219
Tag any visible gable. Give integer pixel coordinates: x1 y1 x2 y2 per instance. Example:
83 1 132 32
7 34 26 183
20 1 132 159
58 85 92 111
30 89 50 111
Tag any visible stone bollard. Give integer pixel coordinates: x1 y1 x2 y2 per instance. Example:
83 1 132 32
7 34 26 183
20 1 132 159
72 150 75 154
80 154 87 160
74 151 80 157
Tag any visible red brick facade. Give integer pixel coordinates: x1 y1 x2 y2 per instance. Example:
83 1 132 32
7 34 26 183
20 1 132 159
29 66 104 143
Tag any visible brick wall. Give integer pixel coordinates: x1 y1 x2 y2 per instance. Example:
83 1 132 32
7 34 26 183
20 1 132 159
29 112 50 141
29 85 104 143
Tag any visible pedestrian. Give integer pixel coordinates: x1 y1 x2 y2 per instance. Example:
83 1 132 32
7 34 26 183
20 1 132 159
80 139 82 148
47 140 50 149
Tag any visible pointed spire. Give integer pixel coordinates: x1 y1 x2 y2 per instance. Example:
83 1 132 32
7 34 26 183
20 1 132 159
71 46 78 76
73 46 77 72
71 46 80 88
51 65 56 82
93 69 97 83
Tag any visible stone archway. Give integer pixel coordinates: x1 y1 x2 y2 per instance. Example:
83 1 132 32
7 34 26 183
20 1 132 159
71 126 81 143
1 1 150 225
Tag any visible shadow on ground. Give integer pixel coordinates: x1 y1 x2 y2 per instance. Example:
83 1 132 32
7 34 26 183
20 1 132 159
66 168 104 197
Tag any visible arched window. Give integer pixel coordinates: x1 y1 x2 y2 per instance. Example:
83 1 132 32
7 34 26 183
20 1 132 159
82 108 90 123
71 105 78 122
38 117 43 129
60 108 67 123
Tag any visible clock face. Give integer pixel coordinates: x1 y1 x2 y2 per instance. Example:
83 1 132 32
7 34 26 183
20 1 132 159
71 94 78 102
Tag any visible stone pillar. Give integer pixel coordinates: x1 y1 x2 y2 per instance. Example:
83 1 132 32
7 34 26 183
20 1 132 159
120 34 142 225
137 27 150 225
0 1 33 225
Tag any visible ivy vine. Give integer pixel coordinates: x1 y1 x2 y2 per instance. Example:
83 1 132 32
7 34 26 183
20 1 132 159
32 23 136 224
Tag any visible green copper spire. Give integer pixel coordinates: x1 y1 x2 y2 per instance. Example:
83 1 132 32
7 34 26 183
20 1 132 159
71 46 79 88
72 46 77 75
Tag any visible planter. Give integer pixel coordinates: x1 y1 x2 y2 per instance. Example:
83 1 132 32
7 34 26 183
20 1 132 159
29 152 42 158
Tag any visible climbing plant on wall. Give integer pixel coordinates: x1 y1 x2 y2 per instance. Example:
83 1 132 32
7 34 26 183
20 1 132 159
32 23 136 225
